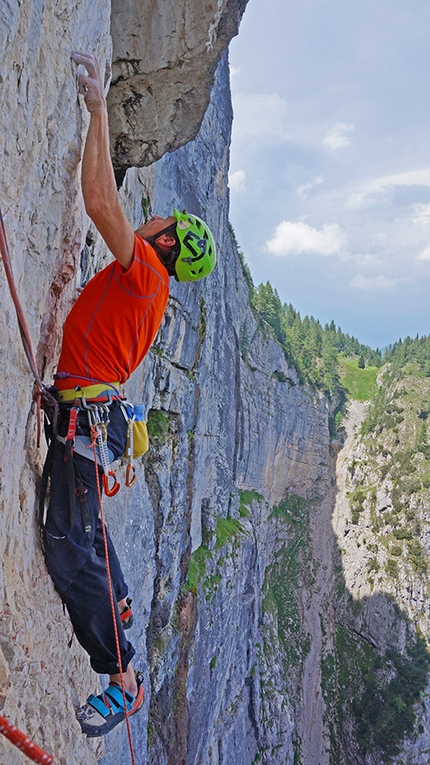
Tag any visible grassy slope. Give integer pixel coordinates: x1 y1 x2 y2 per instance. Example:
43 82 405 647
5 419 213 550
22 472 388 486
338 356 379 402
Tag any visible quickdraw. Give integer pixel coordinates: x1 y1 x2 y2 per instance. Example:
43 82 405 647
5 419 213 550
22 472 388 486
102 469 121 497
56 396 139 498
123 405 136 487
126 463 136 488
81 398 122 497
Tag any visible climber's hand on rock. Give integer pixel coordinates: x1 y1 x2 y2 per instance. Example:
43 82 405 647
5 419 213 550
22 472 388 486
71 51 106 113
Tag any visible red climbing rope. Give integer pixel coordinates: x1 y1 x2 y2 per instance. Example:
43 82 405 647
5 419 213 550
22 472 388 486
0 715 54 764
0 206 58 445
0 213 59 764
91 434 136 765
0 208 43 389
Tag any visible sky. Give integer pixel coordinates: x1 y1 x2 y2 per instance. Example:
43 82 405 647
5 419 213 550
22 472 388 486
228 0 430 349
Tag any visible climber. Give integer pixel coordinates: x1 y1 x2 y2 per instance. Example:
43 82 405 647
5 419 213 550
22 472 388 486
40 50 216 738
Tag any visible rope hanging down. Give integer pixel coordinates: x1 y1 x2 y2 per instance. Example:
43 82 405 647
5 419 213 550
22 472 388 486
91 438 136 765
0 715 53 764
0 206 58 444
0 208 43 388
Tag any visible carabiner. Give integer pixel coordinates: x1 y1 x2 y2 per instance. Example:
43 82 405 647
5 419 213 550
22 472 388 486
125 463 136 488
102 470 120 497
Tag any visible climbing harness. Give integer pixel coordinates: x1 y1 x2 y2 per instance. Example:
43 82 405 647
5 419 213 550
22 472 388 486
0 208 143 763
39 391 148 546
50 382 148 497
0 715 53 764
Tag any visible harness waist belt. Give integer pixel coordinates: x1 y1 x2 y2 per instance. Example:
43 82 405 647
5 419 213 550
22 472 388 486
58 382 121 402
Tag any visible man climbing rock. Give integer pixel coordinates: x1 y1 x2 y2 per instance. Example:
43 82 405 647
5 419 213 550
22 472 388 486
41 50 216 738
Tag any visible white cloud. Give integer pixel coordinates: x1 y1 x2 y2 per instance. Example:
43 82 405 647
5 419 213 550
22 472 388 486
378 169 430 188
229 65 241 77
229 169 246 192
345 192 382 211
350 274 411 292
232 92 289 138
266 220 346 257
347 169 430 210
349 253 385 267
296 175 324 199
322 122 355 151
412 203 430 226
417 245 430 261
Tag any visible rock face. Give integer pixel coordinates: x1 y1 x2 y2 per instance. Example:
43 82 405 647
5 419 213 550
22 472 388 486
109 0 250 183
98 55 334 765
330 387 430 765
1 3 429 765
1 1 333 759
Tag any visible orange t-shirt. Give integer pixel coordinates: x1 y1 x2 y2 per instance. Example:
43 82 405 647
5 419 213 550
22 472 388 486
56 234 170 390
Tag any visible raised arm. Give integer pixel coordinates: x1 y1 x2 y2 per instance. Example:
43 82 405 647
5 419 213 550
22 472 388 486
71 51 135 269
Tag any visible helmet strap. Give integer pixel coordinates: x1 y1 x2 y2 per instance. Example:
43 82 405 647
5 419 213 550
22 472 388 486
147 237 179 276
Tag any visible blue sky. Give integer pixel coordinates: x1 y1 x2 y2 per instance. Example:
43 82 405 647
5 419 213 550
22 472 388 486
228 0 430 349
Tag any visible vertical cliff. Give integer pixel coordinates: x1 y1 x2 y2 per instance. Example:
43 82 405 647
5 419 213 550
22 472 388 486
0 3 256 763
1 0 333 758
98 52 335 764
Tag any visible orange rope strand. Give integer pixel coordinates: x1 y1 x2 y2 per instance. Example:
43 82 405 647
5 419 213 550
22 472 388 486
91 439 136 765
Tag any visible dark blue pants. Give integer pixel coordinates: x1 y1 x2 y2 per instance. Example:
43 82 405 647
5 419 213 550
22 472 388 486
43 404 135 675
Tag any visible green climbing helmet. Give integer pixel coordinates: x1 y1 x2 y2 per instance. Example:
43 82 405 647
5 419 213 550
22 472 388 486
173 209 216 282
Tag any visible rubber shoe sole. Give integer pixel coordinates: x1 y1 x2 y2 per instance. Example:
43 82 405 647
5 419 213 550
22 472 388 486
77 674 144 738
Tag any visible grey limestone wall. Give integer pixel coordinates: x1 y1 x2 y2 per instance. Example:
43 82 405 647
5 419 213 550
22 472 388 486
99 53 332 765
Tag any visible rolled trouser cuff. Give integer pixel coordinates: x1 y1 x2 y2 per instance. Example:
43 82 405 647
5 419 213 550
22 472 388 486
90 640 136 676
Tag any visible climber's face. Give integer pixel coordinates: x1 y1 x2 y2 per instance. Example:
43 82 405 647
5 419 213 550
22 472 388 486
136 216 176 241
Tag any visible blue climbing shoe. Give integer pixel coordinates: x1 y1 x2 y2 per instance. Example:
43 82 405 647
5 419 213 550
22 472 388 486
76 672 144 737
